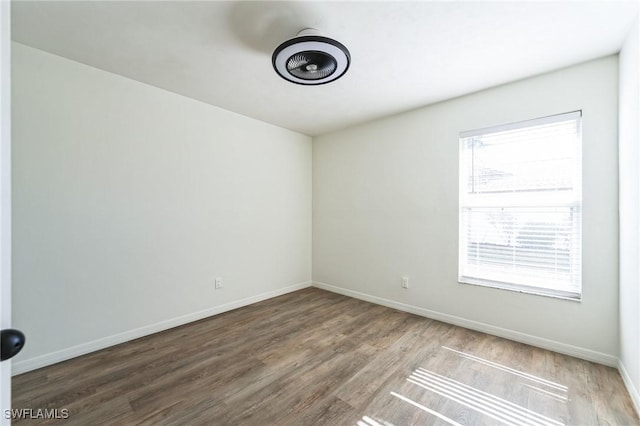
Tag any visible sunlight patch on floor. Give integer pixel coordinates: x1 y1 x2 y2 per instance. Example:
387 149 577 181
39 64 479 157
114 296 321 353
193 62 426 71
407 367 564 426
441 346 568 392
357 415 395 426
390 391 462 426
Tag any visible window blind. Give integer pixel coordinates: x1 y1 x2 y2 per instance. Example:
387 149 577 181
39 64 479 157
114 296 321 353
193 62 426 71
459 111 582 299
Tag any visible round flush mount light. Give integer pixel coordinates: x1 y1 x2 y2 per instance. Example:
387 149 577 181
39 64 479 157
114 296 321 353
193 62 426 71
272 28 351 85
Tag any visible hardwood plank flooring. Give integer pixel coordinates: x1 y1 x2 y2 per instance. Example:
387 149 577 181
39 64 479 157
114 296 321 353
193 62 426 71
12 288 640 425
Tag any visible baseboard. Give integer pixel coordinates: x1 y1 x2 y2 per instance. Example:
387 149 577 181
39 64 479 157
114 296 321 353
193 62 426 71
618 359 640 417
312 281 618 367
12 281 312 376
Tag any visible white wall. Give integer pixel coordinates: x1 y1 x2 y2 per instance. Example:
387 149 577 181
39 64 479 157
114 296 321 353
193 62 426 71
11 43 312 372
619 15 640 413
313 56 619 363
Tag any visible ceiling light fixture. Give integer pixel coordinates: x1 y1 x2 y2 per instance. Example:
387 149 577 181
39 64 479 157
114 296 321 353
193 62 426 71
272 29 351 85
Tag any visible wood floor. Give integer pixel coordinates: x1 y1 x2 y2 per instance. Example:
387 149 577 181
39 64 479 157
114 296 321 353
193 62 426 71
12 288 640 425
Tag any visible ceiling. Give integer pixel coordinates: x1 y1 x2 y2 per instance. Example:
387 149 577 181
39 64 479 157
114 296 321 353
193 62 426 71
11 1 640 136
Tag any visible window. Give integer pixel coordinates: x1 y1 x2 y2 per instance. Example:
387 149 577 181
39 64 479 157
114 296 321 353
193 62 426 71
459 111 582 300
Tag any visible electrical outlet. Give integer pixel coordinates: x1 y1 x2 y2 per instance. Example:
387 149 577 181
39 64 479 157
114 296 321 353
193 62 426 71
214 277 222 289
401 276 409 289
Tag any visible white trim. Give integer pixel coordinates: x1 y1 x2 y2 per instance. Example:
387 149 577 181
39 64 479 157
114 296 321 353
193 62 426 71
459 110 582 138
458 276 581 302
12 278 636 412
0 1 10 422
12 281 312 375
312 281 617 367
618 359 640 418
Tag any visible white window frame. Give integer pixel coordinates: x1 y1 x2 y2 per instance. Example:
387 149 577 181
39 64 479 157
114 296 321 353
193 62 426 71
458 111 582 301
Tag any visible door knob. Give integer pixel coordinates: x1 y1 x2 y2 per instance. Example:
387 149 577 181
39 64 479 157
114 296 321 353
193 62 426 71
1 329 25 361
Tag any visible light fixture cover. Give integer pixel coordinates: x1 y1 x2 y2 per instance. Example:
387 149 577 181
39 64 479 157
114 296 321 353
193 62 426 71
272 29 350 85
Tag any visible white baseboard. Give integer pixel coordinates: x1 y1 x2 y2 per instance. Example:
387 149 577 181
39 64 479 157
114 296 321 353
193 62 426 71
12 281 312 376
312 281 618 367
618 359 640 418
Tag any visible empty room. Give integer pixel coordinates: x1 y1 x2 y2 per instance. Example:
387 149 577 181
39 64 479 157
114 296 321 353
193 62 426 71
1 0 639 424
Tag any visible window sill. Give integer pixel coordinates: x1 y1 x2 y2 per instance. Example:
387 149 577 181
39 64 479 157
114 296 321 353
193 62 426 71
458 276 582 302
